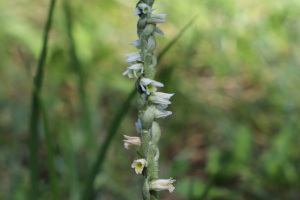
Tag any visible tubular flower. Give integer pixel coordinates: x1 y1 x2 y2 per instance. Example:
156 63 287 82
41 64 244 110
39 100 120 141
123 135 141 149
149 92 174 105
150 178 176 193
131 159 148 174
125 52 142 64
154 107 172 118
148 14 167 24
139 78 164 95
122 63 143 78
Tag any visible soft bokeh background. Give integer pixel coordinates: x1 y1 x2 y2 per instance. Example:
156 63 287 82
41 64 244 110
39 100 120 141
1 0 300 199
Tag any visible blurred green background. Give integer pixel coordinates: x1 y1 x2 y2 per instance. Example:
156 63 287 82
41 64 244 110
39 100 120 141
1 0 300 199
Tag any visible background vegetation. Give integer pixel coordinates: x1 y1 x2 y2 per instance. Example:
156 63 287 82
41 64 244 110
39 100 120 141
1 0 300 199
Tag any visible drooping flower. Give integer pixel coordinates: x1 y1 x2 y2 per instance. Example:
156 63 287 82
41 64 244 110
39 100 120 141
149 92 174 105
123 135 141 149
139 78 164 95
150 178 176 193
131 159 148 174
125 52 142 64
154 107 172 118
148 14 167 24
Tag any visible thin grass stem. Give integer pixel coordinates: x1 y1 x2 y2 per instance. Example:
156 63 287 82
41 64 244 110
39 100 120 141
28 0 56 199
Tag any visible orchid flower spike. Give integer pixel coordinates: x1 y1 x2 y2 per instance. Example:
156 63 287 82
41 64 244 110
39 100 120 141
150 178 176 193
123 135 141 149
131 159 148 174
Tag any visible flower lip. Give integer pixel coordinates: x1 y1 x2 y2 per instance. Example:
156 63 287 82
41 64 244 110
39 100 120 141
131 159 148 174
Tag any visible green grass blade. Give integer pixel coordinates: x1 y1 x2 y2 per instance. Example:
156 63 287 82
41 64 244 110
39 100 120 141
63 1 94 145
39 97 59 200
81 89 137 200
28 0 56 199
80 16 196 200
157 15 198 61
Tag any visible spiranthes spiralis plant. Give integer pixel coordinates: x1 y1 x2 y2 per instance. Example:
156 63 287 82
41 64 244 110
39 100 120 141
122 0 175 199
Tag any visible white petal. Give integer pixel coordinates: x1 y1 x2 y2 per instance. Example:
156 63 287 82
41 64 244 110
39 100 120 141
128 63 143 70
131 40 141 49
125 52 142 63
133 7 141 17
150 95 171 105
154 92 174 100
148 14 167 24
138 3 152 14
155 109 172 118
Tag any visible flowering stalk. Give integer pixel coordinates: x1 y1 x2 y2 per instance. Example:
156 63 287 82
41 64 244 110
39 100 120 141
123 0 175 199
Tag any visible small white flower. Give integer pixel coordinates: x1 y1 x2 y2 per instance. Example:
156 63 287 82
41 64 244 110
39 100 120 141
128 63 143 74
150 178 176 193
149 92 174 104
148 14 167 24
131 159 148 174
123 135 141 149
122 69 136 78
131 40 141 49
155 108 172 118
137 3 152 14
154 27 164 35
133 7 141 17
155 92 174 100
140 78 164 95
135 119 142 133
125 52 142 64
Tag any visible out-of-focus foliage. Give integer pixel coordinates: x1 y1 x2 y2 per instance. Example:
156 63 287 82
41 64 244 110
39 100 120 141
1 0 300 199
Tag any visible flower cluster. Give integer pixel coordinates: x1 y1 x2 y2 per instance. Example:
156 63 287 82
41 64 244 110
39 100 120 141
122 1 175 195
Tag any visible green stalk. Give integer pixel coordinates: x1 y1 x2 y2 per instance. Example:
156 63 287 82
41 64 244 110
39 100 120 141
81 89 136 200
39 97 59 200
63 1 94 146
80 15 195 200
28 0 56 199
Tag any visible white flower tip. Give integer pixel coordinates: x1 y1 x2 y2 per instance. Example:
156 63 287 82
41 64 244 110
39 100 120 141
133 7 141 17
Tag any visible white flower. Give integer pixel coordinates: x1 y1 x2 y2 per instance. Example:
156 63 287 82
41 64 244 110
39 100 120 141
122 69 136 78
137 3 152 14
125 52 142 64
134 3 152 17
150 178 176 193
133 7 141 17
123 135 141 149
135 119 142 133
131 40 141 49
154 27 164 35
140 78 164 95
155 107 172 118
148 14 167 24
131 159 148 174
149 92 174 105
